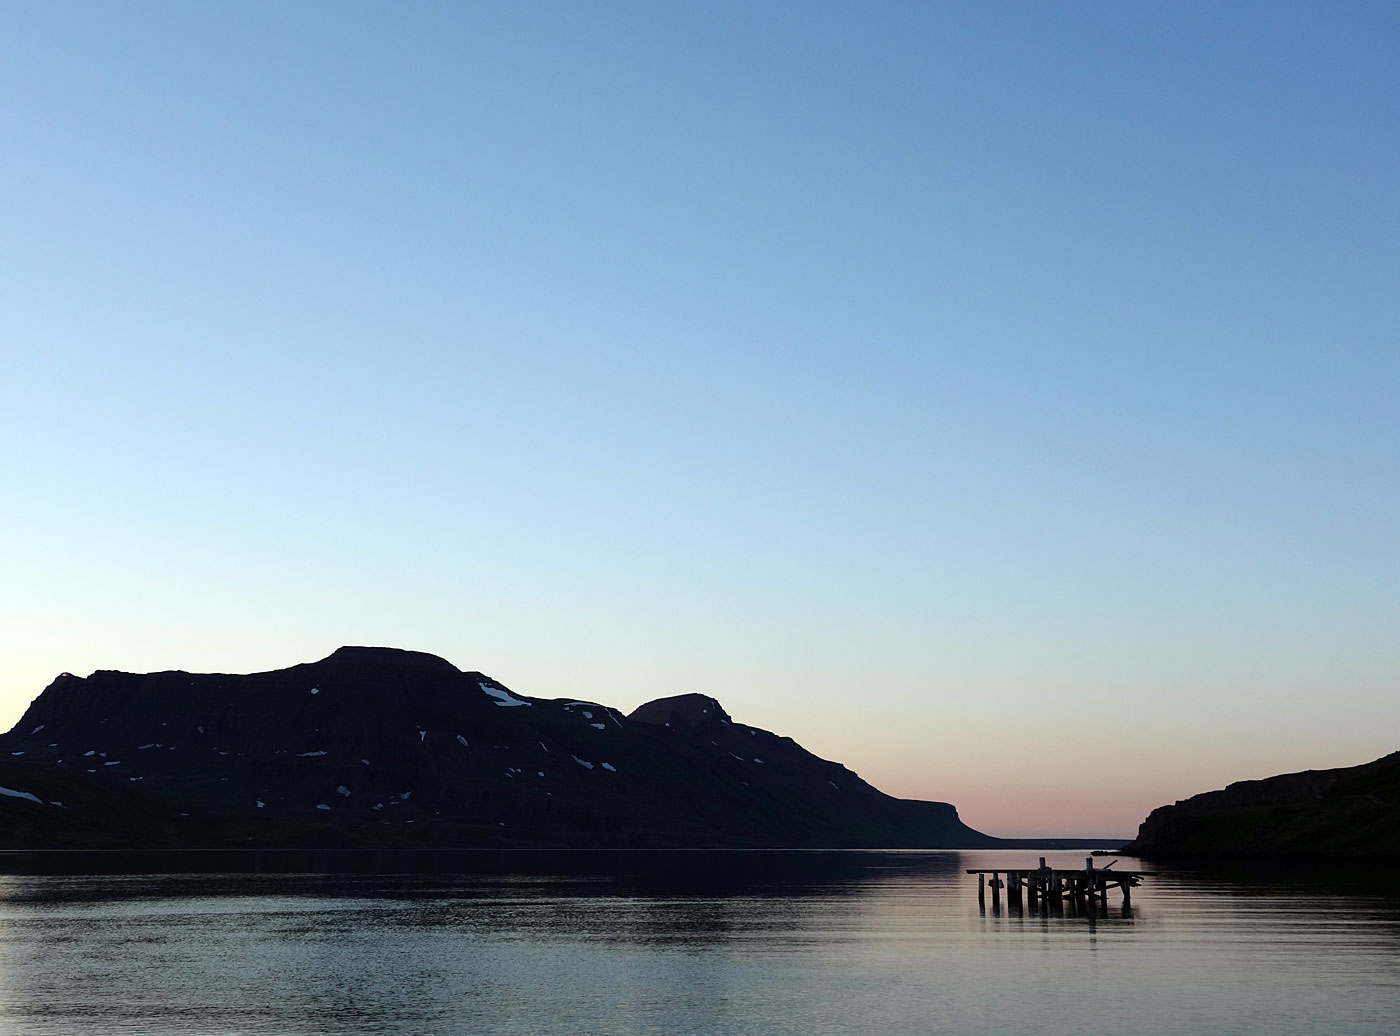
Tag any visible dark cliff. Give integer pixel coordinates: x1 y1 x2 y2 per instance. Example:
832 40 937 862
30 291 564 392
0 647 998 850
1124 750 1400 858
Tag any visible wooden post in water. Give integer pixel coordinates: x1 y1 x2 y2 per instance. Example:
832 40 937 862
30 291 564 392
1089 857 1109 908
991 873 1001 910
978 873 986 910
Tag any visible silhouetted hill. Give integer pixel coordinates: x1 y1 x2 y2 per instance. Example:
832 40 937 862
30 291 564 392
0 647 1001 850
1124 751 1400 858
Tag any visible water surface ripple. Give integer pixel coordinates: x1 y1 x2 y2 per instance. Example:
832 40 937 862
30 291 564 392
0 850 1395 1035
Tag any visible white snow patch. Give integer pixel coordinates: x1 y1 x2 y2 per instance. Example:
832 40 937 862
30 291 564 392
400 791 411 800
572 755 594 770
30 725 44 734
590 722 605 730
418 729 427 742
538 741 549 753
129 776 142 782
538 771 545 777
310 687 320 695
0 786 43 804
828 780 839 789
256 800 265 808
9 751 22 756
601 762 616 772
138 744 156 750
753 758 764 764
297 751 328 757
480 682 531 707
456 735 469 748
315 804 331 810
83 750 95 757
49 801 64 808
336 785 351 797
372 803 383 810
581 711 593 719
362 758 370 766
197 726 204 735
103 761 122 766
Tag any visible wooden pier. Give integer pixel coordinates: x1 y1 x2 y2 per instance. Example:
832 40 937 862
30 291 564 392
968 857 1143 913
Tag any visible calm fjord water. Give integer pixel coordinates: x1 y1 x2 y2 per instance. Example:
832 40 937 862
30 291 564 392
0 850 1395 1035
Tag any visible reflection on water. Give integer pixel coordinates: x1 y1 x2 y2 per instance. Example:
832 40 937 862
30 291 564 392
0 850 1396 1035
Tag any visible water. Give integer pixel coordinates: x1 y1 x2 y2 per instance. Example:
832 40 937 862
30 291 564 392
0 850 1396 1035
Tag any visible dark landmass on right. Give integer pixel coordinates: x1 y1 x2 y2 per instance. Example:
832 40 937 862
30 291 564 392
1124 750 1400 858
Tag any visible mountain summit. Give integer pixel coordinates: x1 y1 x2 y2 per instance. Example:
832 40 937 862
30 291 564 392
0 647 996 850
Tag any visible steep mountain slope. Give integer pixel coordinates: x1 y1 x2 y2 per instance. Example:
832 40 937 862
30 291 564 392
0 646 997 850
1124 751 1400 858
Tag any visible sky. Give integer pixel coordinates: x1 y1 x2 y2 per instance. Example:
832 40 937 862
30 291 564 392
1 1 1396 838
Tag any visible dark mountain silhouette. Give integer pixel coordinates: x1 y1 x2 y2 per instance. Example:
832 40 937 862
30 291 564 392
0 646 1001 850
1124 750 1400 858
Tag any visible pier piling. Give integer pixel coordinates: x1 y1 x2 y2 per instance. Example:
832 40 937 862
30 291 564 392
968 860 1142 913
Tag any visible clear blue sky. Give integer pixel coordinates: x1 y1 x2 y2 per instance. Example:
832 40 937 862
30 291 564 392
2 1 1396 836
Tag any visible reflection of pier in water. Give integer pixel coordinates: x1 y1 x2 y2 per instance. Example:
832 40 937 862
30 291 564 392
968 857 1143 916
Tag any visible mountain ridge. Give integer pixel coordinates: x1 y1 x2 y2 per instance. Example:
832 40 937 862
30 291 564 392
1124 750 1400 858
0 646 1001 851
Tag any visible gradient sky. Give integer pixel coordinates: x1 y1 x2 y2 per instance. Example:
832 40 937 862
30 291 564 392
2 2 1396 837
